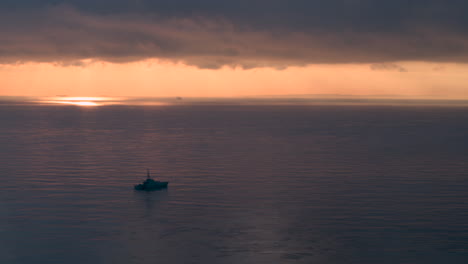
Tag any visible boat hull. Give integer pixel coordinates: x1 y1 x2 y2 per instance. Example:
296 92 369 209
134 182 169 191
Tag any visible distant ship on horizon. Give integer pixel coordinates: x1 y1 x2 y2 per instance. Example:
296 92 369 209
134 169 169 191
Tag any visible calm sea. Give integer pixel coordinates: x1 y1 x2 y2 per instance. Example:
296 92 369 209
1 103 468 264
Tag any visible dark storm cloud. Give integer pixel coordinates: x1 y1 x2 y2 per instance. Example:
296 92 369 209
1 0 468 68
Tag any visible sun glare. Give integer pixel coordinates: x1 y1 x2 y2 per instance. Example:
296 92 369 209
60 101 100 106
37 97 121 106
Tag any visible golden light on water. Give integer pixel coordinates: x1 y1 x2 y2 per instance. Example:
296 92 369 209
38 97 121 106
48 101 100 106
71 101 99 106
34 96 182 106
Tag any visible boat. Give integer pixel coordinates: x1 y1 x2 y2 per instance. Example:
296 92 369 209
134 169 169 191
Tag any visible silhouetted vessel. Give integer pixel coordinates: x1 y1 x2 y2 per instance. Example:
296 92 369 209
134 169 169 191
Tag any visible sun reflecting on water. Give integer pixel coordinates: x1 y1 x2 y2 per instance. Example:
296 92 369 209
46 100 100 106
32 96 181 106
37 97 122 106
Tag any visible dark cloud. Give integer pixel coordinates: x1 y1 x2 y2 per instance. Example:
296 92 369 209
1 1 468 68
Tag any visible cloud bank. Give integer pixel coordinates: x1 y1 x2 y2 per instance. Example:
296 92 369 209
1 1 468 68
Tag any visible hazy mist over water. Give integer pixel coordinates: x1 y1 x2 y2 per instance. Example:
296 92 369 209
1 103 468 263
3 96 468 107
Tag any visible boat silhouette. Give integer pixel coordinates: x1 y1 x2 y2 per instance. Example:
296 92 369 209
134 169 169 191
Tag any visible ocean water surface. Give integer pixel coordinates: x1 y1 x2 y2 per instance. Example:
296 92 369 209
1 101 468 263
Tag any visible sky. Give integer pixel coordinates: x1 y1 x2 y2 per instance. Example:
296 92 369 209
1 0 468 98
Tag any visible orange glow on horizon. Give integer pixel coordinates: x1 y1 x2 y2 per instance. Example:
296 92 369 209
40 100 100 106
61 101 99 106
1 59 468 100
37 96 124 106
50 97 117 102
